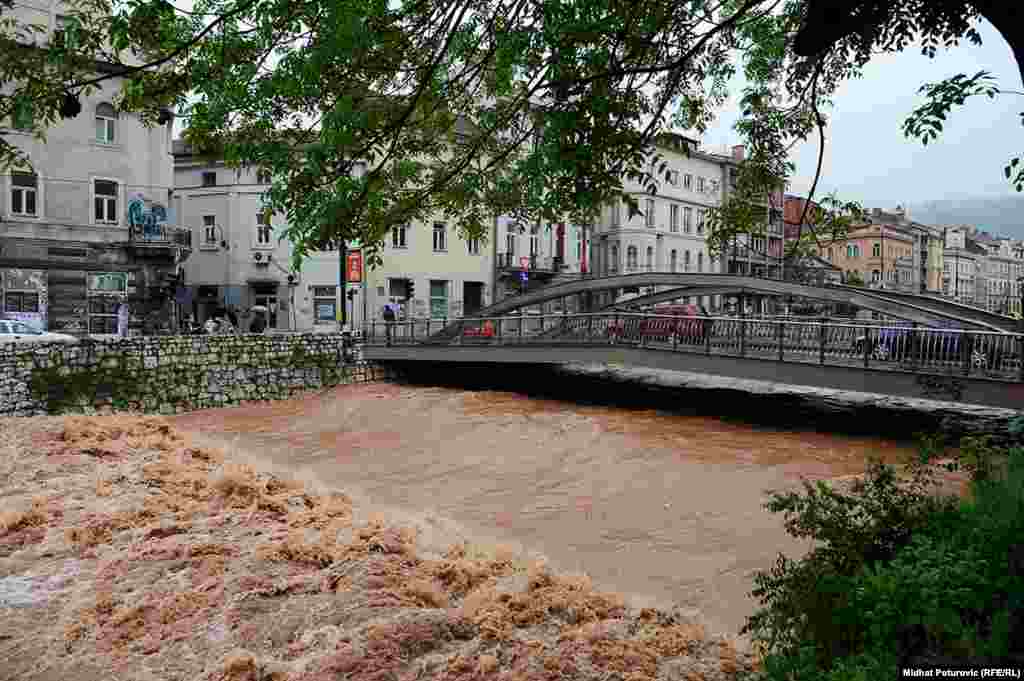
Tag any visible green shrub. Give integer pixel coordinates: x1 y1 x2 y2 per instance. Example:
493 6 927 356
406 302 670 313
746 426 1024 680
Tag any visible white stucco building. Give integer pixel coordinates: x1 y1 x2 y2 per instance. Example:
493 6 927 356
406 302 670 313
173 141 498 330
2 3 184 334
590 133 735 310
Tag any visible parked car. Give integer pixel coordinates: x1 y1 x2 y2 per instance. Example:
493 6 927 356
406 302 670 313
0 320 78 344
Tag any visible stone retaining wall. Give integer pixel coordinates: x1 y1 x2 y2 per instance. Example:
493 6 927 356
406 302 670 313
0 335 394 417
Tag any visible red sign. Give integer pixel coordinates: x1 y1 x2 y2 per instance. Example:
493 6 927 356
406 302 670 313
520 256 530 269
347 251 363 282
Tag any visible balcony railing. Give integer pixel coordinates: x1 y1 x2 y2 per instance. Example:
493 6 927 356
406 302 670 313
496 252 557 272
128 223 193 249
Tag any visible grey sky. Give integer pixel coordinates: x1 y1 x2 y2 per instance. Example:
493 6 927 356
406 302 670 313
701 20 1023 209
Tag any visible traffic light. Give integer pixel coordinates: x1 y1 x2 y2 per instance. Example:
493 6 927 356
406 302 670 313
405 278 415 301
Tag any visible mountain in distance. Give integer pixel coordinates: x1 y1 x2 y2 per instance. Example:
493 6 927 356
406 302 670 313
906 195 1024 240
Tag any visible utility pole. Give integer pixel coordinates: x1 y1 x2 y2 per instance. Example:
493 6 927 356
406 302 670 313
338 240 347 331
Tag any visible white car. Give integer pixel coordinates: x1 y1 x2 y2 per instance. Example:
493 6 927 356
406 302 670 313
0 319 78 344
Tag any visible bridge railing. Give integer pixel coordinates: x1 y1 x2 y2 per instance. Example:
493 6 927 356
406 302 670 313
362 313 1024 382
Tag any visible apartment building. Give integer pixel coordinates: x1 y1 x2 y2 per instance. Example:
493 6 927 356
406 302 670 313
590 133 732 310
494 216 589 306
173 141 497 329
2 4 185 334
722 147 785 285
941 228 980 304
815 222 916 292
370 217 494 322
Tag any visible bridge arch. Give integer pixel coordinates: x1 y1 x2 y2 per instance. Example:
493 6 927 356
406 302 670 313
457 274 1012 334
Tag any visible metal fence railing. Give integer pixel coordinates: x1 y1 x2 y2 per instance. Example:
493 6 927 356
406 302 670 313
362 312 1024 382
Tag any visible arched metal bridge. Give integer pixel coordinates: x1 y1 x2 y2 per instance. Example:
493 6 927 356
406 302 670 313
360 274 1023 409
465 273 1016 331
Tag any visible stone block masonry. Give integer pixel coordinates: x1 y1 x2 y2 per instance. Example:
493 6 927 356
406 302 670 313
0 334 396 417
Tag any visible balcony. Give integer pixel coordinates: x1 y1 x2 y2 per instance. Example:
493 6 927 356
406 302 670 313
496 252 561 278
128 223 192 248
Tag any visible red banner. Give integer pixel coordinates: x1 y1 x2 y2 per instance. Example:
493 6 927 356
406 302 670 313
346 251 363 283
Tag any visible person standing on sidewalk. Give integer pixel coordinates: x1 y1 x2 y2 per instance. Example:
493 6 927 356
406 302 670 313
382 302 397 346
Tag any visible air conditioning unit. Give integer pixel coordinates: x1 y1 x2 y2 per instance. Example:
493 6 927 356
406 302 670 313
252 251 270 265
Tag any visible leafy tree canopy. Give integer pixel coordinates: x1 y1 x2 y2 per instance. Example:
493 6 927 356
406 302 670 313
2 0 1021 270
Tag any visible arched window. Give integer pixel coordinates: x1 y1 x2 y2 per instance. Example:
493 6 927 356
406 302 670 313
626 245 638 271
684 250 691 272
610 244 619 273
645 246 653 270
872 243 881 257
697 252 704 272
95 103 118 144
670 250 677 272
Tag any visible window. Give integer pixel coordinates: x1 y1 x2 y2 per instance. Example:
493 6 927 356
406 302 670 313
645 199 655 227
505 222 517 256
696 177 705 193
575 228 583 261
257 169 271 185
683 174 692 190
872 270 881 282
429 280 448 318
95 103 117 144
645 246 654 270
847 244 859 258
203 215 217 245
667 170 679 186
88 296 120 335
872 243 881 257
696 209 706 235
670 250 678 272
670 205 679 232
93 179 118 224
10 172 38 216
684 250 691 272
432 222 447 251
391 223 408 248
256 210 272 245
4 290 39 313
683 207 693 234
388 278 408 300
467 236 481 255
626 246 638 271
697 252 704 272
313 286 337 323
202 171 217 187
529 226 539 256
610 244 619 273
611 200 622 226
827 247 834 261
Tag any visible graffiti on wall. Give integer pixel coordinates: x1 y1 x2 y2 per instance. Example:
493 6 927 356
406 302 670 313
127 195 169 238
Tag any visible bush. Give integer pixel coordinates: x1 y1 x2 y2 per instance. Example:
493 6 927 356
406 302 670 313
746 418 1024 680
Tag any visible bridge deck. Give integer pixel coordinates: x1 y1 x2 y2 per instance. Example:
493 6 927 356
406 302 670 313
362 313 1024 409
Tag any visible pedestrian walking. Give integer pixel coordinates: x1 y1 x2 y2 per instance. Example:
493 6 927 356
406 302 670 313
699 305 711 344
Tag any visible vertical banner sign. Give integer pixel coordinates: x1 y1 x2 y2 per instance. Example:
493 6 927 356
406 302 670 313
346 251 363 283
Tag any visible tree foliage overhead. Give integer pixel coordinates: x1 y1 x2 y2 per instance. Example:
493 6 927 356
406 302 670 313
3 0 1022 270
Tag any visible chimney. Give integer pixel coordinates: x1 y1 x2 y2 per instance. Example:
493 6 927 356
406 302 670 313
731 145 745 162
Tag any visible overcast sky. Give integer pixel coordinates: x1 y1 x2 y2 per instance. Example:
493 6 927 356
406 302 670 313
700 20 1023 210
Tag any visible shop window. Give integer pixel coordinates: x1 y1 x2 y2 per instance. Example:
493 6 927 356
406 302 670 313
312 286 337 323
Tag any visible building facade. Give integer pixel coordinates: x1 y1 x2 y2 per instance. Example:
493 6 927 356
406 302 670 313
173 141 497 330
590 133 733 310
2 7 185 334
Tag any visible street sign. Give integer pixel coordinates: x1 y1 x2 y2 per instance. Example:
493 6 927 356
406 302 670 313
519 256 530 269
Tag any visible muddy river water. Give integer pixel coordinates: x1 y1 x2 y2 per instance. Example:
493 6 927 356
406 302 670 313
171 381 918 637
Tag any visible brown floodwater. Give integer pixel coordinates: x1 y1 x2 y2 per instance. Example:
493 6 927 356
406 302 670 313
171 382 919 637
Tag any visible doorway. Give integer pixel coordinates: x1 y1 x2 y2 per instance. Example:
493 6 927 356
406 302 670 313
251 282 279 330
463 281 484 316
